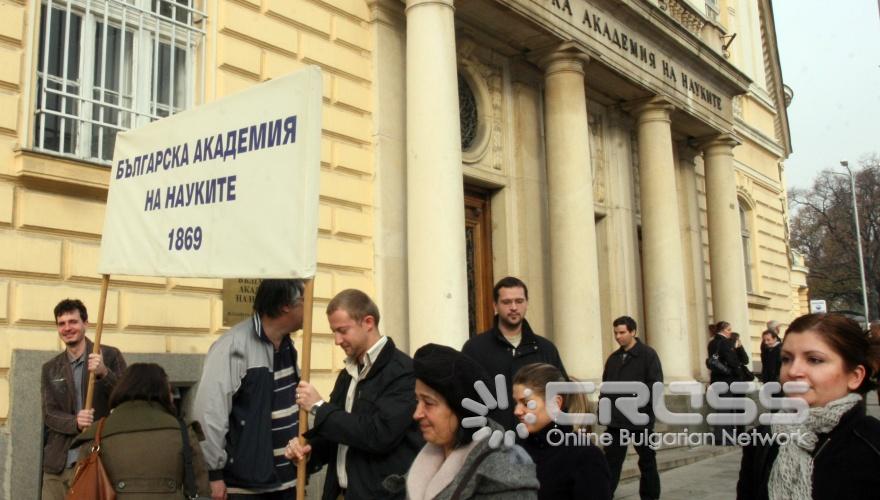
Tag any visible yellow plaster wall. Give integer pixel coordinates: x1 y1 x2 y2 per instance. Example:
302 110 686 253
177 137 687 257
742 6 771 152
741 96 778 142
733 135 781 182
0 0 375 419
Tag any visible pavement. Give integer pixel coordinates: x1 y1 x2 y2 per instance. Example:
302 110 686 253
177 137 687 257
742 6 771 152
614 448 742 500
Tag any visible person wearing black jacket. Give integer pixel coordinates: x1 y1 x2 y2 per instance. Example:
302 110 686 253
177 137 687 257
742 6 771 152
462 277 567 429
731 332 755 381
513 363 611 500
600 316 662 500
760 330 782 383
289 290 423 500
707 321 745 444
707 321 741 385
737 313 880 500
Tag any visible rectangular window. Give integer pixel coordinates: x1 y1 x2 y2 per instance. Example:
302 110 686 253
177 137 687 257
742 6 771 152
705 0 720 22
740 204 754 292
34 0 205 163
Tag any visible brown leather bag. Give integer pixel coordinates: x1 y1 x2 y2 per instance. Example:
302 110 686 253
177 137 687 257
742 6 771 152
65 418 116 500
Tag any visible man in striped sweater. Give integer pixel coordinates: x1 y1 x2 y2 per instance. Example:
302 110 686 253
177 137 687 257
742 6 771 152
194 279 305 499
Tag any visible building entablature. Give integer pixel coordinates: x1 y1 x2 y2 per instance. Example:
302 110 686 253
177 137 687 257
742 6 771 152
457 0 752 137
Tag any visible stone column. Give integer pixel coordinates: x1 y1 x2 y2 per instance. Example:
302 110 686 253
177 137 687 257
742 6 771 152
405 0 469 350
677 143 710 378
542 47 604 379
603 109 643 346
702 135 750 338
369 0 408 351
631 98 692 380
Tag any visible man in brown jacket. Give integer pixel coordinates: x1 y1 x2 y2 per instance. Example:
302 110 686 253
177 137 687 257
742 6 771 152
41 298 126 500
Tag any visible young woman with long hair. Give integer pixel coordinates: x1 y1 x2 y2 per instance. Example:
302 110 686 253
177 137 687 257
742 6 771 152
737 313 880 499
513 363 611 500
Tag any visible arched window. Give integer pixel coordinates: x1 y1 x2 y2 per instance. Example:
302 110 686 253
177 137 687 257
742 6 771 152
739 201 754 292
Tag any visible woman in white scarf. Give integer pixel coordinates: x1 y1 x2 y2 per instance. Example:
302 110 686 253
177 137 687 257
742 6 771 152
737 313 880 500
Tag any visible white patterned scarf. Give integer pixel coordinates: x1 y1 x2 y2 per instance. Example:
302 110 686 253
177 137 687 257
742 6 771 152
768 392 862 500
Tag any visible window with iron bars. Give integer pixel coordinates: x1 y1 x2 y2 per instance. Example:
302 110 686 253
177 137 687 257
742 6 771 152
34 0 205 163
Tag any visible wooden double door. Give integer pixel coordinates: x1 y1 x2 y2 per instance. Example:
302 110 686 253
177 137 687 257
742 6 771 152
465 188 494 337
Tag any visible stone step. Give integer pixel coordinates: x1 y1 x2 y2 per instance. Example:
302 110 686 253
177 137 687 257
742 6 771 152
619 445 736 482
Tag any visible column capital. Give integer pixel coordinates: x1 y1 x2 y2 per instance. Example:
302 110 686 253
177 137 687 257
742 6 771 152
404 0 454 14
677 141 701 165
537 42 590 76
623 97 675 125
368 0 405 25
696 133 741 154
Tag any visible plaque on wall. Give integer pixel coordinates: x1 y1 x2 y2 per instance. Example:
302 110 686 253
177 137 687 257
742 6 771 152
222 278 261 327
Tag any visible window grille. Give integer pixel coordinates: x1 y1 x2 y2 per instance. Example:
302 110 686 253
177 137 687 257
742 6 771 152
458 74 478 151
34 0 205 163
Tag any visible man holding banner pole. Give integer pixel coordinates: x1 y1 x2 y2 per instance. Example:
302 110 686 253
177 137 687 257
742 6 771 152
193 279 306 499
287 289 423 499
41 298 126 500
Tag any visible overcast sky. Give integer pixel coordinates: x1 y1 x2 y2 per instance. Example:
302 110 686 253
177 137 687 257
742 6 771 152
772 0 880 190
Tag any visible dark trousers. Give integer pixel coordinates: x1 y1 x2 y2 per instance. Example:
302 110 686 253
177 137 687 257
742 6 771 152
603 427 660 500
229 488 294 500
711 387 744 445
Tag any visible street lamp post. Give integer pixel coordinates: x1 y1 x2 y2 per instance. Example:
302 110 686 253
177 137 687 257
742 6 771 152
839 160 870 324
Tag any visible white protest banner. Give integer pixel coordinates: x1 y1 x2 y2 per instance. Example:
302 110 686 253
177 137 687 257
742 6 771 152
98 67 321 278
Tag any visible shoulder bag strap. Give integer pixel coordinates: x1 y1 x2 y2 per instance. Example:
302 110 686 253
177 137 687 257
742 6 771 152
178 418 198 499
92 418 106 449
450 449 494 500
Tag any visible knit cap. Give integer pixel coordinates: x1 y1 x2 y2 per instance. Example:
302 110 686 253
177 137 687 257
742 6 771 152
413 343 489 421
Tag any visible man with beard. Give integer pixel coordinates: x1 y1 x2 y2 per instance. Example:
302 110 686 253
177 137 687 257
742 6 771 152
462 276 567 429
41 298 126 499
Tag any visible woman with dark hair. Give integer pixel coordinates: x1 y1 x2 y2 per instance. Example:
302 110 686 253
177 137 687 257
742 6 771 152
760 330 783 383
512 363 611 500
707 321 742 443
737 313 880 499
398 343 539 499
731 332 755 381
71 363 210 498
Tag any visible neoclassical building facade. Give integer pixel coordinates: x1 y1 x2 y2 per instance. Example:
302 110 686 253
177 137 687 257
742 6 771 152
0 0 805 495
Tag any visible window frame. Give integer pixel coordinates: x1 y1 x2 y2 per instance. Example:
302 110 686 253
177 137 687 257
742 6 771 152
29 0 206 165
739 197 756 293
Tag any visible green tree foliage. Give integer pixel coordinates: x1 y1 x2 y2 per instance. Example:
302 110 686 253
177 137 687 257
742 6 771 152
790 155 879 320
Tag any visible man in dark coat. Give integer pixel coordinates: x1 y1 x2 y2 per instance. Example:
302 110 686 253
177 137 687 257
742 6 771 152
600 315 662 500
41 298 126 500
462 276 567 429
291 289 423 500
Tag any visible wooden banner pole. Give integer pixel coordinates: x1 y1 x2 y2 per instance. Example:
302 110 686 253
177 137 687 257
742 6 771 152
296 278 315 500
84 273 110 411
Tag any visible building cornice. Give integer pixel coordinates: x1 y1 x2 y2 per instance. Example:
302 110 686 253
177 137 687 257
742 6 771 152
733 120 785 158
